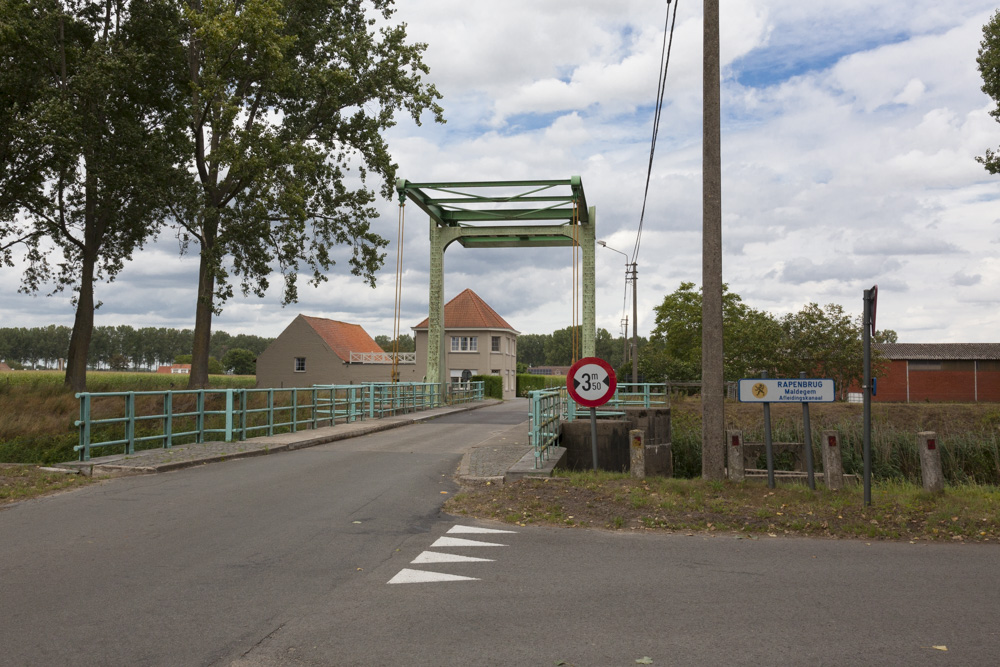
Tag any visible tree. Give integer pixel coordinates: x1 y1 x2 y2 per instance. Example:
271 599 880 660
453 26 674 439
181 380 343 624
516 334 546 368
776 304 897 398
977 10 1000 173
650 282 780 382
375 334 413 353
222 348 256 375
174 0 444 387
1 0 188 391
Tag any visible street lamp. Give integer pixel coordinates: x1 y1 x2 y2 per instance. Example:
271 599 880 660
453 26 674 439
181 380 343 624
596 240 639 387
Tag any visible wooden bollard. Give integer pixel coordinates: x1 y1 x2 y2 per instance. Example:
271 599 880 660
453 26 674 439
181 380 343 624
917 431 944 494
630 429 645 479
821 430 844 491
727 430 744 482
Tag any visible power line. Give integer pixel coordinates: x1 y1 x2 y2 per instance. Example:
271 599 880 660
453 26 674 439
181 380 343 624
632 0 681 264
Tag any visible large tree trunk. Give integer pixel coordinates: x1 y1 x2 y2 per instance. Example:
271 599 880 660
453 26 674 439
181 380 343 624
64 252 96 392
188 248 215 388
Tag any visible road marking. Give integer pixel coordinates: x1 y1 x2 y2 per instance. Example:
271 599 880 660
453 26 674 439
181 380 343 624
387 524 519 584
388 568 479 584
430 536 507 548
447 525 518 535
411 551 494 564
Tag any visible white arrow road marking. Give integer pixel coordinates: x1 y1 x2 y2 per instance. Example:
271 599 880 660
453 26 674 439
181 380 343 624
388 568 479 584
430 536 507 548
411 551 494 564
447 525 518 535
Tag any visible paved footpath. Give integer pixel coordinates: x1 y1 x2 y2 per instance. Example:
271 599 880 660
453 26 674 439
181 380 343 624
59 399 537 482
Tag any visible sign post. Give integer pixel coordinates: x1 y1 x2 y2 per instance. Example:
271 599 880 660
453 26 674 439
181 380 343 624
738 375 835 488
567 357 618 470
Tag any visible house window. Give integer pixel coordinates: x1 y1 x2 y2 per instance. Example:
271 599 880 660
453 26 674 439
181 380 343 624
294 357 306 372
491 336 501 352
450 336 477 352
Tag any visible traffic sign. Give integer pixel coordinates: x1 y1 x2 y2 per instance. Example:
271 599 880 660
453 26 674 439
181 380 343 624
738 378 835 403
567 357 617 408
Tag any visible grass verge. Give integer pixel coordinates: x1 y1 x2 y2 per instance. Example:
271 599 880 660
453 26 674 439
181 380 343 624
445 471 1000 543
0 464 95 507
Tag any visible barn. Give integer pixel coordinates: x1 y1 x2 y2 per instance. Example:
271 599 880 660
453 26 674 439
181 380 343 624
872 343 1000 403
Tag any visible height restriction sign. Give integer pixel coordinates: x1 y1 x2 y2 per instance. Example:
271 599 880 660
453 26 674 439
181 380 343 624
567 357 617 408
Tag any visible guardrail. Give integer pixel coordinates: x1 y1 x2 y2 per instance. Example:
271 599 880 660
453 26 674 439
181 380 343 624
75 381 484 461
528 383 670 469
528 389 562 469
565 383 670 421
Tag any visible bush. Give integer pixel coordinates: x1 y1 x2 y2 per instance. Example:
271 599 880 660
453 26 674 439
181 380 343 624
473 375 502 399
517 373 565 396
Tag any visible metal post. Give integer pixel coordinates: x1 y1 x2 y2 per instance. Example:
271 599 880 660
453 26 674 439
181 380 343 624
79 393 91 462
267 389 274 436
196 391 205 443
164 392 173 448
863 289 873 506
590 406 599 471
225 389 234 442
582 206 597 358
800 371 815 490
762 371 775 489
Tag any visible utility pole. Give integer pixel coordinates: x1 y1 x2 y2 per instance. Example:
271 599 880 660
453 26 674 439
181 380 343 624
631 262 639 386
702 0 725 479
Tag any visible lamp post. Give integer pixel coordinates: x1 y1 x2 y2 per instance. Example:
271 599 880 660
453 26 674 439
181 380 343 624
597 240 638 387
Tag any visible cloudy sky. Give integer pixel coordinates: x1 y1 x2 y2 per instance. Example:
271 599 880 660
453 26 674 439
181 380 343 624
5 0 1000 344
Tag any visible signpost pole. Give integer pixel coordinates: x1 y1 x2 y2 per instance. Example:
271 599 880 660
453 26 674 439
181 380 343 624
567 357 618 473
801 371 815 490
590 407 599 471
762 371 775 489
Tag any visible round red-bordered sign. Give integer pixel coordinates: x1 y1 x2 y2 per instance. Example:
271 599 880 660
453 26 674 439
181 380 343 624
566 357 617 408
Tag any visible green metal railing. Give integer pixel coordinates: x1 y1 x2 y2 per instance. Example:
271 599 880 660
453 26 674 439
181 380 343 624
528 383 669 468
529 389 562 469
564 383 669 421
75 381 484 461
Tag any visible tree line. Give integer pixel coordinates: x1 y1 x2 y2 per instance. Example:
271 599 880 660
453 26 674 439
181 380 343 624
1 0 443 391
0 325 272 373
517 283 897 398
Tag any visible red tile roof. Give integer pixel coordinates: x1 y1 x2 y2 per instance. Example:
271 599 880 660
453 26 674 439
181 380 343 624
413 289 516 331
301 316 384 362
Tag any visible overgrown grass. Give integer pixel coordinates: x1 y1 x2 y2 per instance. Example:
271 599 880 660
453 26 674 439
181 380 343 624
669 399 1000 486
0 372 256 464
446 473 1000 542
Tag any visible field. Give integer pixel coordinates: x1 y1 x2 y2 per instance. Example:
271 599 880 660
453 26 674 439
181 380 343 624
0 371 256 464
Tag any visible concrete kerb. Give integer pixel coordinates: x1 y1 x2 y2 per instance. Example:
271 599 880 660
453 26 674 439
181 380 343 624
59 399 504 477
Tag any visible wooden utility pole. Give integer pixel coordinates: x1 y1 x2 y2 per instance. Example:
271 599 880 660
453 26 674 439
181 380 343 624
702 0 725 479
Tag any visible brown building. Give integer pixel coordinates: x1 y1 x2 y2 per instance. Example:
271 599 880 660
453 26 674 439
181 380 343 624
413 288 519 399
255 289 519 398
872 343 1000 403
255 315 422 388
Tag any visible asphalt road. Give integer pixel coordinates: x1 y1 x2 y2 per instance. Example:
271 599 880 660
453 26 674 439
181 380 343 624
2 401 997 666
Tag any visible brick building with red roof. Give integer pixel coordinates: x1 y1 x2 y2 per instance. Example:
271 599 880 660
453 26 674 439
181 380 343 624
866 343 1000 402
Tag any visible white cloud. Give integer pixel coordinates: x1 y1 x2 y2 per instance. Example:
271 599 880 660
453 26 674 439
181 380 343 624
4 1 1000 345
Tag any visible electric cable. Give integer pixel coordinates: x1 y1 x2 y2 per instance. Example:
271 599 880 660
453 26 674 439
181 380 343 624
632 0 680 264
